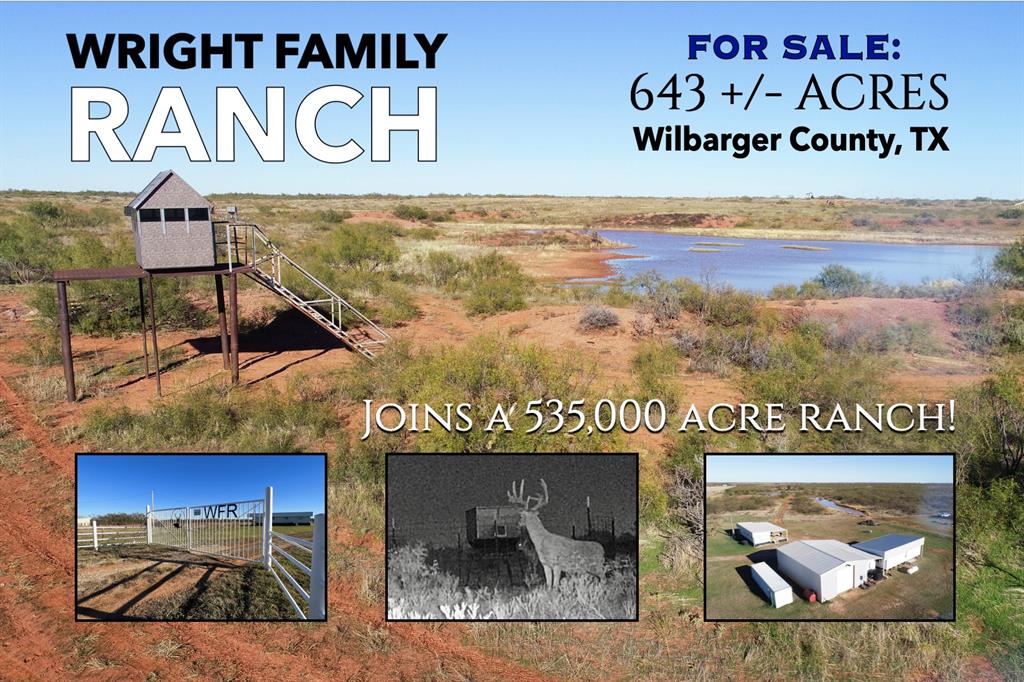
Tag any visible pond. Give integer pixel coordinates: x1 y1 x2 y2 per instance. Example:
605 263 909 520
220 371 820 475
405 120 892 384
596 230 1000 293
815 497 865 516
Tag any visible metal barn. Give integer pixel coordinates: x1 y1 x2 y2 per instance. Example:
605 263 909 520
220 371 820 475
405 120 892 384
251 511 315 526
736 521 788 546
125 170 216 270
776 540 877 602
465 506 522 548
750 561 794 608
853 534 925 571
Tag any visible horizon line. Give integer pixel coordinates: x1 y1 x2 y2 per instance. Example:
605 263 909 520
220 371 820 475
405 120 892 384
707 481 953 484
1 187 1022 203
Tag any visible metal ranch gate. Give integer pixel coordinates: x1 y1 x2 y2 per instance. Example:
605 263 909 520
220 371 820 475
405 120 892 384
84 486 325 620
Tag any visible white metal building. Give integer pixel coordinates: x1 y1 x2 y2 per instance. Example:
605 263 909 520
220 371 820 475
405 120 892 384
750 561 794 608
776 540 877 602
76 517 93 527
736 521 788 546
853 534 925 570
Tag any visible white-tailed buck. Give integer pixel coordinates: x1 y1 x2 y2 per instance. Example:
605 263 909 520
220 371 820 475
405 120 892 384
508 479 604 588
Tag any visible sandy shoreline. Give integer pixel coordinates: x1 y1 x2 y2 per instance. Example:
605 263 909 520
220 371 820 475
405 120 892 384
516 249 641 281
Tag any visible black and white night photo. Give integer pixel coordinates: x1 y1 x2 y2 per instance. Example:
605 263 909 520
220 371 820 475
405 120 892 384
386 453 638 621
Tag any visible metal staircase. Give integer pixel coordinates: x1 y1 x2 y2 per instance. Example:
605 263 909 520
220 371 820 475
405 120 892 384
215 221 389 359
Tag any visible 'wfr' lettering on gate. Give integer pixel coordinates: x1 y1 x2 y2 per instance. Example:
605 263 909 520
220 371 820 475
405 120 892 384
192 503 239 519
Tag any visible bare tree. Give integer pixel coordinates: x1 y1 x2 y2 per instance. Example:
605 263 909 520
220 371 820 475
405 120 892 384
667 467 704 566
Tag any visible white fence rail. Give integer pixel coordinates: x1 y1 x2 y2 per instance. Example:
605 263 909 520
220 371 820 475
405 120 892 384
80 486 326 620
268 510 327 620
76 522 147 550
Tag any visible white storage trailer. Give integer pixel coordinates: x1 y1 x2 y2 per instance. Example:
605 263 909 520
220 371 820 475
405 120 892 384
736 521 788 546
853 534 925 570
776 540 877 602
750 561 794 608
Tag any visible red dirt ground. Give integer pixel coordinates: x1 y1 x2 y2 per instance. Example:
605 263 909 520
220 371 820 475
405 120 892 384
0 365 553 679
0 247 1000 679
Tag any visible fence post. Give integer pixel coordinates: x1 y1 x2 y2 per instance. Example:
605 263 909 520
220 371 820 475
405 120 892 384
146 505 152 544
262 486 273 568
92 519 98 550
187 506 192 550
309 513 326 619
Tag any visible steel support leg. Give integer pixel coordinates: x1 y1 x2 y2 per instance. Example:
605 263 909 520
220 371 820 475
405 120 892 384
57 281 75 402
215 274 230 370
147 275 162 397
229 273 239 384
138 278 150 377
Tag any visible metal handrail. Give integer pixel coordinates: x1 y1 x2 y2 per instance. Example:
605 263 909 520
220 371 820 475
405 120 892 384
237 221 390 340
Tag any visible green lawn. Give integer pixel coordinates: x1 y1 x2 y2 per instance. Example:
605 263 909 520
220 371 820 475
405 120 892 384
706 512 954 620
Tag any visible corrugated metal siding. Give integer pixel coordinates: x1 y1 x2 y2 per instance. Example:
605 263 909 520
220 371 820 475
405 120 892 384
737 522 786 534
751 561 789 592
853 534 925 556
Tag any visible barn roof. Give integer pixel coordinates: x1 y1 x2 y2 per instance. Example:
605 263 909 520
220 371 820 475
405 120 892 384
737 521 786 533
751 561 789 592
853 534 924 555
778 540 876 574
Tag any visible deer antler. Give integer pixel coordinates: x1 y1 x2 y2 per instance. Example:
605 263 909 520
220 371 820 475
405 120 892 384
533 479 549 511
508 479 528 507
508 479 549 512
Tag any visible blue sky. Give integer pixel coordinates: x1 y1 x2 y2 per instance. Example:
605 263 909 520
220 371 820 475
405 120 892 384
706 454 953 483
1 2 1021 197
77 454 325 516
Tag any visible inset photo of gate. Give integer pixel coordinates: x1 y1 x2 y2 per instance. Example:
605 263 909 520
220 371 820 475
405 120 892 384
75 453 326 621
386 453 638 621
704 453 955 622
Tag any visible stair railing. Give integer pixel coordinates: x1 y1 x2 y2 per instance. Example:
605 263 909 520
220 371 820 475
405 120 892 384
216 221 390 346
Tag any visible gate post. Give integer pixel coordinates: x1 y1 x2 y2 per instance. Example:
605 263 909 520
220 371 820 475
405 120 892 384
146 505 152 544
187 506 192 550
92 519 98 550
310 513 326 619
262 486 273 567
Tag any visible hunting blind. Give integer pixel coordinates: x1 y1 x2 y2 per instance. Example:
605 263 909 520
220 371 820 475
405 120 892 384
54 170 389 402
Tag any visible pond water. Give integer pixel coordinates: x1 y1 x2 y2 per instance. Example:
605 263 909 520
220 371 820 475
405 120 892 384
597 230 1000 293
815 497 865 516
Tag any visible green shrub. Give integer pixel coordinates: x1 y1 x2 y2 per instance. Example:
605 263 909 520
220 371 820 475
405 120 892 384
630 341 680 408
314 208 353 224
769 283 799 299
996 207 1023 220
27 234 209 335
631 272 684 325
813 264 876 297
393 204 430 221
0 216 58 283
994 238 1024 285
301 223 399 273
419 250 467 289
463 252 533 316
703 287 760 327
746 323 887 413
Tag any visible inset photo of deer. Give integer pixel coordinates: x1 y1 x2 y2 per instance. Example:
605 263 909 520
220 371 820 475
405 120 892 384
385 453 638 621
